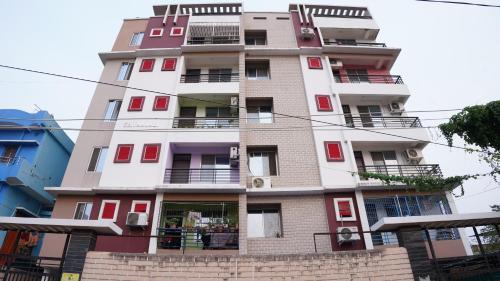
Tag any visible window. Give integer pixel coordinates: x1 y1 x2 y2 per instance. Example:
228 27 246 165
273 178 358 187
324 141 344 162
307 57 323 69
114 144 134 163
247 204 282 238
370 151 398 174
342 105 354 127
315 95 333 111
333 198 357 221
248 147 278 176
357 105 382 127
245 60 270 80
130 32 144 46
170 27 184 36
104 100 122 121
117 62 134 80
201 154 230 183
141 143 161 163
131 200 151 214
161 58 177 71
98 200 120 221
205 107 233 128
246 98 273 124
153 96 170 111
87 147 108 172
245 30 267 45
128 96 145 111
208 68 233 82
150 28 163 37
346 69 369 83
74 202 93 220
139 59 155 72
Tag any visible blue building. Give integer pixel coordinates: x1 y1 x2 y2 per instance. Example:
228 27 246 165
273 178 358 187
0 109 73 254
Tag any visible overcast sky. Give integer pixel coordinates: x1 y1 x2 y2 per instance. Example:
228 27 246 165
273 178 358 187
1 0 499 214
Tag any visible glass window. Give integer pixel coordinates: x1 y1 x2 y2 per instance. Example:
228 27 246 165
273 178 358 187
88 147 108 172
247 106 273 124
247 205 282 238
248 150 277 176
245 30 267 45
104 100 122 121
346 69 369 83
130 32 144 46
117 62 134 80
74 202 93 220
245 61 270 80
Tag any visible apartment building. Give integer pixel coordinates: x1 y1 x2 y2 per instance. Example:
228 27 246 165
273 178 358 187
40 2 471 259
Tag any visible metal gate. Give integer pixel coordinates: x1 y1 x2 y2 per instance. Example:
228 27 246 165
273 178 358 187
0 254 62 281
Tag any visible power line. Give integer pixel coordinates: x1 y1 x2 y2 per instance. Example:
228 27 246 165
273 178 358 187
416 0 500 8
0 64 477 152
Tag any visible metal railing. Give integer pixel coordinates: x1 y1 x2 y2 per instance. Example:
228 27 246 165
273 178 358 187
0 254 63 281
172 117 239 128
157 228 239 253
324 41 386 47
304 5 372 19
333 74 404 84
187 36 240 45
180 73 239 83
187 23 240 45
359 164 442 177
164 168 239 184
344 115 422 128
0 156 21 165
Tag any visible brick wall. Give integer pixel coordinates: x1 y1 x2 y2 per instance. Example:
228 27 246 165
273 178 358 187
246 195 331 255
82 247 414 281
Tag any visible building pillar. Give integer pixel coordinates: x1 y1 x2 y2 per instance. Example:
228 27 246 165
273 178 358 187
397 227 436 280
238 193 247 255
61 230 97 277
355 190 373 250
148 192 164 254
445 191 473 255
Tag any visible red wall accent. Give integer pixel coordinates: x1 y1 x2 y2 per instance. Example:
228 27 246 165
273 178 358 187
291 11 322 48
140 15 189 49
324 192 366 251
90 194 156 253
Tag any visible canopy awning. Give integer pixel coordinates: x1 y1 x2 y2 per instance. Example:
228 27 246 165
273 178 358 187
371 212 500 232
0 217 122 235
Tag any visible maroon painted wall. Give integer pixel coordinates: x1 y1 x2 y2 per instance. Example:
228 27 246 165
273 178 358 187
291 11 322 48
324 192 366 251
89 194 156 253
139 15 189 49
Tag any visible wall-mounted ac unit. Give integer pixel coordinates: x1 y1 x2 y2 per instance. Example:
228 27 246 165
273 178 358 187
337 226 361 243
388 102 404 115
126 212 148 227
251 177 271 189
230 97 239 106
404 149 423 163
330 60 343 69
230 147 239 159
300 27 315 40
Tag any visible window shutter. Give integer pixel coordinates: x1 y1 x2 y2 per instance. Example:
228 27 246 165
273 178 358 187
153 96 169 110
324 141 344 162
161 58 177 71
128 96 145 111
307 57 323 69
101 202 117 219
315 95 333 111
139 59 155 72
134 203 148 213
114 144 134 163
337 201 352 217
142 144 161 163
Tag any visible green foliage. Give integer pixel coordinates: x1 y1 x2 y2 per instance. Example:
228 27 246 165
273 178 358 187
479 205 500 253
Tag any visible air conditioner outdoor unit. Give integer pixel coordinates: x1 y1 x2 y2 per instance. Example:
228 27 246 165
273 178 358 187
389 102 404 114
230 146 239 160
300 27 315 40
404 149 423 163
337 226 361 243
126 212 148 227
251 177 271 189
230 97 239 106
330 60 343 69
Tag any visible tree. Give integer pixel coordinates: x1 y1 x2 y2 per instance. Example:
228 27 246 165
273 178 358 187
479 205 500 253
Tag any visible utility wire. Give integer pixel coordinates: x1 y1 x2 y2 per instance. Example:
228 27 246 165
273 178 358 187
416 0 500 8
0 64 477 152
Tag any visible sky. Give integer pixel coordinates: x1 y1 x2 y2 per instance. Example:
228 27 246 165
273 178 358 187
0 0 499 215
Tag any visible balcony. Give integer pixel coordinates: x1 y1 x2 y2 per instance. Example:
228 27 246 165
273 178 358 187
359 164 442 178
335 74 403 84
180 73 239 83
172 117 239 129
164 168 239 184
345 116 422 128
332 73 410 98
322 39 399 57
324 40 386 47
183 22 242 52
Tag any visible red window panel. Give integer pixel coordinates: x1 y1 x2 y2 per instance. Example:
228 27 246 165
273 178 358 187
101 202 117 219
170 27 184 36
315 95 333 111
139 59 155 72
161 58 177 71
142 143 161 163
337 201 352 217
114 144 134 163
150 28 163 37
153 96 169 111
128 96 145 111
324 141 344 162
307 57 323 69
134 203 148 213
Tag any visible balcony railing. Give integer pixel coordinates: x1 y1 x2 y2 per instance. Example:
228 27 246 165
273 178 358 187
344 116 422 128
324 40 386 47
187 36 240 45
172 117 239 129
186 22 240 45
164 168 239 184
180 73 239 83
0 156 21 165
304 5 372 19
358 164 442 177
157 228 239 252
333 74 404 84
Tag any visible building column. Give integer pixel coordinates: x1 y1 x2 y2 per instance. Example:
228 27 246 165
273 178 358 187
238 193 247 255
445 191 473 255
355 190 373 250
148 192 164 254
62 230 97 276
